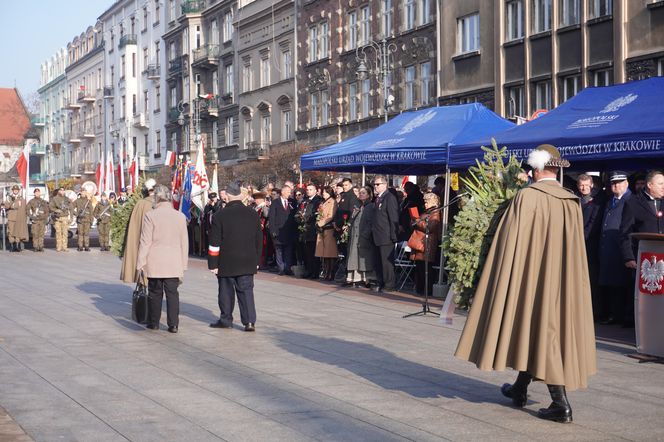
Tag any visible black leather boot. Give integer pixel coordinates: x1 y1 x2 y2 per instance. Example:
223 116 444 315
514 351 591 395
538 385 573 423
10 242 17 252
501 371 532 407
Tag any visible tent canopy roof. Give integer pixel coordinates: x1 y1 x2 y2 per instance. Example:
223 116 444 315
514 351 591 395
449 77 664 169
300 104 514 175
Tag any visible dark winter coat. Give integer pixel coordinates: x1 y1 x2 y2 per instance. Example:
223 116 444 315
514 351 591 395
268 197 297 245
372 190 400 246
620 190 664 262
598 190 632 286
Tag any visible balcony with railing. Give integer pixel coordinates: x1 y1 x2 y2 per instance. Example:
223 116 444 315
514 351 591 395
77 89 95 103
181 0 206 14
31 117 46 126
168 55 187 77
68 130 81 143
201 95 220 119
133 113 149 128
77 162 95 174
64 97 81 110
81 122 95 138
192 44 219 69
168 107 183 123
118 34 138 49
147 64 160 79
30 144 46 155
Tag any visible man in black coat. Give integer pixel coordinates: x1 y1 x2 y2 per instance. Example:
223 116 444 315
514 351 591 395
598 171 632 325
576 174 604 320
371 175 400 292
620 170 664 266
302 183 322 279
268 184 297 275
208 182 263 332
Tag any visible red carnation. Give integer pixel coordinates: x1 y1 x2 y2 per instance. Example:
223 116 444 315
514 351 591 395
343 214 348 220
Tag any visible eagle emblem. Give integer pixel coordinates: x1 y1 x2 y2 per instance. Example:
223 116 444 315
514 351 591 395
640 255 664 294
396 110 436 135
599 93 638 114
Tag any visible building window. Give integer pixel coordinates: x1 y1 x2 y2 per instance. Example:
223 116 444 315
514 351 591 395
457 13 480 54
261 115 271 145
382 0 393 37
144 134 149 155
560 0 580 26
243 118 253 148
212 121 218 149
169 0 176 22
132 94 137 116
590 0 612 18
143 7 148 31
282 49 292 79
361 79 371 118
349 83 358 121
459 96 478 104
532 0 552 33
506 0 524 41
319 22 329 59
155 85 161 111
347 11 358 50
212 70 219 96
658 58 664 76
154 0 160 24
506 85 524 117
144 90 149 113
210 19 219 46
143 48 149 72
171 132 177 152
156 130 161 155
420 61 431 105
592 69 613 86
360 6 370 46
260 56 270 88
309 26 318 62
223 11 233 42
321 90 330 125
282 109 292 141
533 80 552 110
561 74 580 101
194 73 201 96
225 64 234 99
121 95 126 118
170 87 177 108
242 60 252 93
169 41 176 60
121 55 126 79
405 66 416 109
225 116 234 145
404 0 416 30
310 92 319 128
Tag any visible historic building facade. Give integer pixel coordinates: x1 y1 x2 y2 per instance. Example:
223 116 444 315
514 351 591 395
438 0 664 119
100 0 167 173
295 0 437 149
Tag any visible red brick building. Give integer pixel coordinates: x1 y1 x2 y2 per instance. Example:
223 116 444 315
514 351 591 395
0 88 31 174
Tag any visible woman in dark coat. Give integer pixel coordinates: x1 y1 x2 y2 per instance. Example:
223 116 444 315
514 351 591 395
398 182 425 242
410 192 441 295
344 186 375 287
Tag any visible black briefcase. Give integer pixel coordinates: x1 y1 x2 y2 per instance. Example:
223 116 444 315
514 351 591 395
131 282 149 324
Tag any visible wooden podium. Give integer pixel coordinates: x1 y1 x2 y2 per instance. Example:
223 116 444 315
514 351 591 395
631 233 664 358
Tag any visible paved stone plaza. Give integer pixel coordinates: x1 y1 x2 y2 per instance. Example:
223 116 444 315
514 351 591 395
0 250 663 441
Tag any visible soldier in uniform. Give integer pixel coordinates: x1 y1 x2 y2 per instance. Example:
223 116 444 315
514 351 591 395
49 187 72 252
73 189 93 251
94 192 114 251
26 188 49 252
6 185 29 252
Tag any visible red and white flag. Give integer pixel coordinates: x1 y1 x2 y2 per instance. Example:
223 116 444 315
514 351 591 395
191 141 209 210
164 150 175 167
128 154 137 191
15 144 29 188
106 155 115 193
95 161 105 195
117 147 125 190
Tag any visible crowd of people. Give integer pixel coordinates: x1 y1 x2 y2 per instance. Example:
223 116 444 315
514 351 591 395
575 169 664 328
186 176 455 296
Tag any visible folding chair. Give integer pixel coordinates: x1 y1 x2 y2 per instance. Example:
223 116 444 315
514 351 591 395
394 241 416 290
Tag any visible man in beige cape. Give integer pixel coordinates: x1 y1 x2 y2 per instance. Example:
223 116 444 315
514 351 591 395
455 144 596 424
120 179 156 285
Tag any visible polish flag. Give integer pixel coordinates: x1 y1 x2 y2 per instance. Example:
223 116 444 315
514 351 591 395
164 150 175 167
15 144 29 188
128 155 137 191
107 156 115 193
117 150 125 190
95 162 102 194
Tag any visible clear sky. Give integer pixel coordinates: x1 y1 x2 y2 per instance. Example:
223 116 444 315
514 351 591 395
0 0 108 98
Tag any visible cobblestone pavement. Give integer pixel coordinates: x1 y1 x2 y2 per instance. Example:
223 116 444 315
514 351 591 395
0 250 662 441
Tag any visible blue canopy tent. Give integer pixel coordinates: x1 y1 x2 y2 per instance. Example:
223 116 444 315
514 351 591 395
300 104 515 175
449 77 664 169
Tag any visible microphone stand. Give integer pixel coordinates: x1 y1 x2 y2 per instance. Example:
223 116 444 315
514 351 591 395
403 193 466 319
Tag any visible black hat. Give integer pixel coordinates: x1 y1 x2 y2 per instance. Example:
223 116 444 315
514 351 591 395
609 171 628 183
225 181 243 197
208 192 218 199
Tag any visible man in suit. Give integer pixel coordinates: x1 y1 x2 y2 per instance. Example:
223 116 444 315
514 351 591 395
371 175 399 292
268 184 297 275
302 183 322 279
620 170 664 327
598 171 632 325
208 182 263 332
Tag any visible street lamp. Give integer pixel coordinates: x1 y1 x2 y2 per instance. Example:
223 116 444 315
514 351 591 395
355 38 397 123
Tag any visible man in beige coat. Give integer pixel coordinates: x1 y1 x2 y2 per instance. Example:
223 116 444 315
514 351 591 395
120 179 156 285
6 185 28 252
136 185 188 333
455 144 596 424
